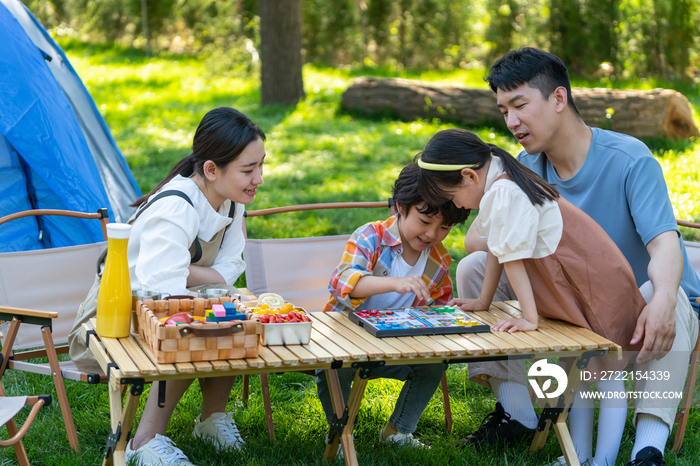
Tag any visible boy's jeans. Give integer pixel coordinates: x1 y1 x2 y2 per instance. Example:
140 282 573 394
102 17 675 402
316 362 447 434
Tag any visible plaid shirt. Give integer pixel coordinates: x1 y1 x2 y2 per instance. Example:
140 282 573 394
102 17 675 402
323 214 453 313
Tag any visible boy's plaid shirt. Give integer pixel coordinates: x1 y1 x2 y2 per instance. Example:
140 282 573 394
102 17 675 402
322 214 453 313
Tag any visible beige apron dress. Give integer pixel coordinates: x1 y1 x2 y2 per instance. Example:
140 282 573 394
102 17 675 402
515 188 646 374
68 190 237 372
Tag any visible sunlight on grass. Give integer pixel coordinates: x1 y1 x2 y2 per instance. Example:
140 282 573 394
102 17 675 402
63 41 700 255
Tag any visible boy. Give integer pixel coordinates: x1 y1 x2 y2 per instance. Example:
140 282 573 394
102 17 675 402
317 162 470 453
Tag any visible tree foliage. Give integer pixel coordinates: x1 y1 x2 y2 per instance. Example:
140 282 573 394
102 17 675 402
25 0 700 80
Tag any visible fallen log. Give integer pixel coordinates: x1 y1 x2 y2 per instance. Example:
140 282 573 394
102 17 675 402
341 77 699 140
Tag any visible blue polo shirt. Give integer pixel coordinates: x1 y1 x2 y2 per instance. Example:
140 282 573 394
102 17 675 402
518 127 700 313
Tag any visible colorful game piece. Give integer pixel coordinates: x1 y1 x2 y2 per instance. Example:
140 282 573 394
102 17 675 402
212 304 226 317
223 302 237 313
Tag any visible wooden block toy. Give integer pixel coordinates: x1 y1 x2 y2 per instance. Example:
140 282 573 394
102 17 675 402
212 304 226 317
223 302 237 313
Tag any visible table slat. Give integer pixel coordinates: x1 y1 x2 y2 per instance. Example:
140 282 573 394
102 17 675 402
442 333 488 355
395 336 435 357
101 337 140 377
120 335 158 375
227 359 249 371
257 347 283 367
485 309 551 352
499 302 601 350
471 311 536 352
284 344 320 364
192 361 213 372
210 360 232 371
308 329 355 361
311 313 392 358
307 316 370 360
419 334 467 356
174 362 196 373
267 345 301 365
302 341 334 363
401 336 450 357
132 334 178 375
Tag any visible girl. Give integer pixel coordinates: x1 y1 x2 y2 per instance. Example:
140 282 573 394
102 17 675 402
415 129 645 466
70 107 265 465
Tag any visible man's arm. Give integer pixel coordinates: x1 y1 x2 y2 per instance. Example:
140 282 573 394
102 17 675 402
464 221 488 254
631 230 683 364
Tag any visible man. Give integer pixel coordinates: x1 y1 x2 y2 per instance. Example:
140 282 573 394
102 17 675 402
456 47 700 466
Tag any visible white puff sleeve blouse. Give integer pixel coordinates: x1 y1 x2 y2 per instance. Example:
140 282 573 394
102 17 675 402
127 175 246 295
475 157 563 263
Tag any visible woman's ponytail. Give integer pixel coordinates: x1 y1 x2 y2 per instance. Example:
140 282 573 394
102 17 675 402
129 154 197 208
489 144 559 206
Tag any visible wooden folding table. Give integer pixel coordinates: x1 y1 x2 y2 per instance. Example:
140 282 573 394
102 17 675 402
86 298 619 466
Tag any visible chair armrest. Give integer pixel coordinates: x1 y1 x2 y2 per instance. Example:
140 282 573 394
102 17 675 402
0 306 58 320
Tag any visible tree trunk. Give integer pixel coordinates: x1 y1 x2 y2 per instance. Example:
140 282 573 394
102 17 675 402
341 77 699 140
259 0 305 106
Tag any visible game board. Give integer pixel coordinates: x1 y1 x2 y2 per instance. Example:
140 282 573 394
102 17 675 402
349 306 490 338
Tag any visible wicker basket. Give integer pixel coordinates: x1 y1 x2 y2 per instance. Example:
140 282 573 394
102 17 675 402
136 296 261 364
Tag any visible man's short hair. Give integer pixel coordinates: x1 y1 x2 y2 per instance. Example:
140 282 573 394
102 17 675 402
486 47 580 116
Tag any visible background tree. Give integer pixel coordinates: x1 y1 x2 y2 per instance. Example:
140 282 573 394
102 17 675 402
22 0 700 82
259 0 305 106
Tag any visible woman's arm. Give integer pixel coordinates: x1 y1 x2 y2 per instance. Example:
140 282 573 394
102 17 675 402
187 265 226 287
492 259 538 332
464 221 489 254
209 203 247 285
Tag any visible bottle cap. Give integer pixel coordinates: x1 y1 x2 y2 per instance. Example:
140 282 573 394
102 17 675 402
106 223 132 239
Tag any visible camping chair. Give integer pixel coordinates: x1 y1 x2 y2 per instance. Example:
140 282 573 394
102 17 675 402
0 377 51 466
0 208 109 453
241 201 453 440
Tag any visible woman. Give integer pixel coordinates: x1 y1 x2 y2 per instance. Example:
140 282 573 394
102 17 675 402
70 107 266 465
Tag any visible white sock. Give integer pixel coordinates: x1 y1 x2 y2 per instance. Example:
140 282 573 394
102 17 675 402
489 377 539 429
569 383 594 464
593 378 627 466
632 414 669 459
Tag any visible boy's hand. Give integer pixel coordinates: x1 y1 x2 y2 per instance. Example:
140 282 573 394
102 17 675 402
394 276 431 301
449 297 490 311
492 317 538 333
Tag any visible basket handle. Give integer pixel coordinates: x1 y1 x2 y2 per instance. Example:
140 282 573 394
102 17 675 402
178 323 245 338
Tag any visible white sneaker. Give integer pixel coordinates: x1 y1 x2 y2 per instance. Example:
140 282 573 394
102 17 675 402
379 427 429 448
544 456 591 466
193 412 245 451
125 434 195 466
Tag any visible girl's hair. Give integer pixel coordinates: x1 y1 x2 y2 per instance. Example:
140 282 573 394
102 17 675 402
416 128 558 206
393 163 471 227
131 107 266 207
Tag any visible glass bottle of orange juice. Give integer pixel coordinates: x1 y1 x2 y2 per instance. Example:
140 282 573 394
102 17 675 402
96 223 132 338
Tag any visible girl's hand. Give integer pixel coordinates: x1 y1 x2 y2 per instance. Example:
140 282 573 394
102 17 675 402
448 297 490 311
492 317 538 333
394 276 431 301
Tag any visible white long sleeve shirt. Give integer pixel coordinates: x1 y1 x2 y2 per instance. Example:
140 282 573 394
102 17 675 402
126 175 246 295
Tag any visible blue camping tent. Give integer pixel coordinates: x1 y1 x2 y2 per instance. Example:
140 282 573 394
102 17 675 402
0 0 141 252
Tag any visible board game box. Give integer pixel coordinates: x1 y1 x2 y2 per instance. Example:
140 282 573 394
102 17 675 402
348 306 490 338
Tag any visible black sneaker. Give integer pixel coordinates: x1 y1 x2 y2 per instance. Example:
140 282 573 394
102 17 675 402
457 402 536 448
625 447 666 466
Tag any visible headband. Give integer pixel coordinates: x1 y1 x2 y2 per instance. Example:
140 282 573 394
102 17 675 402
417 158 480 171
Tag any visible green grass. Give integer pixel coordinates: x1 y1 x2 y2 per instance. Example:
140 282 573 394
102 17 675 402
2 42 699 465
